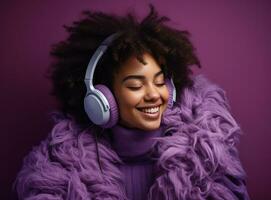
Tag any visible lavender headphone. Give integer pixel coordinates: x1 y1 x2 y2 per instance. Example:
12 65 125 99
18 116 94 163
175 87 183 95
84 33 176 128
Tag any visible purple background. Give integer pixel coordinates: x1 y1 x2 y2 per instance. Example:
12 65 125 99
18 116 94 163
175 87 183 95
1 1 270 199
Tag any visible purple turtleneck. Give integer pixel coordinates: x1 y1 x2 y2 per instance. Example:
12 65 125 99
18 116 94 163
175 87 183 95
110 125 163 200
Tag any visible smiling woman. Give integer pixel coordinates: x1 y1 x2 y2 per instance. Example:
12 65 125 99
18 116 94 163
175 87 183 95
15 4 250 200
113 53 169 130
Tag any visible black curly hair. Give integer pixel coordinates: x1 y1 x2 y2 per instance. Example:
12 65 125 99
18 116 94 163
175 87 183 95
47 5 201 126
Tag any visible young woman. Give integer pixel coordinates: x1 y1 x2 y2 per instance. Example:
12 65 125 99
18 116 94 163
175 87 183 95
15 5 250 200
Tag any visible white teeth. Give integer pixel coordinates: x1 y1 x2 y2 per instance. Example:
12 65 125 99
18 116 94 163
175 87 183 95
140 106 159 114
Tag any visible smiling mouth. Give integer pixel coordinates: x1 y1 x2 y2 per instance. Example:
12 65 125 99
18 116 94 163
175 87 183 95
137 106 160 114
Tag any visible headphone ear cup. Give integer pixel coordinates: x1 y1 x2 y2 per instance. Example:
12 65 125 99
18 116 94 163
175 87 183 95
165 78 175 108
84 89 109 127
93 84 119 128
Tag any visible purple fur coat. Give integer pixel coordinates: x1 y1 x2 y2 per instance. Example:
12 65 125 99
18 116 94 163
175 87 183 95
15 75 250 199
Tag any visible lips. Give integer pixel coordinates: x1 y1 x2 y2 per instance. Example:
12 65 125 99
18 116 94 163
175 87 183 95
136 105 161 120
137 106 159 114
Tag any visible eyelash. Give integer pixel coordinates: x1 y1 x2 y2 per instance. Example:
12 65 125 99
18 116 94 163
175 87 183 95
127 83 165 91
156 83 165 87
128 87 142 91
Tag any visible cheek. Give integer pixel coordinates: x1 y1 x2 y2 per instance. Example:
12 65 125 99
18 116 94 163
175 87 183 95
117 89 142 110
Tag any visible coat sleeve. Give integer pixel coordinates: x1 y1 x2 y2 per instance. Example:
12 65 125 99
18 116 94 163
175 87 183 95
15 121 91 200
190 75 250 199
15 139 69 200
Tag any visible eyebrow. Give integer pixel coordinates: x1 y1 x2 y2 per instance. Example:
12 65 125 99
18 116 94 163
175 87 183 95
122 70 164 83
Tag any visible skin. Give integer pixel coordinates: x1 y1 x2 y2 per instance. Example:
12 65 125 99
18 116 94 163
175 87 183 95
113 53 169 131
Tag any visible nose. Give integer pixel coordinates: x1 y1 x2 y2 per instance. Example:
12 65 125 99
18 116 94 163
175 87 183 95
144 84 160 102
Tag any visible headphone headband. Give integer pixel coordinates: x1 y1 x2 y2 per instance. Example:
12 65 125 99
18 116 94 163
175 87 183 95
84 33 121 92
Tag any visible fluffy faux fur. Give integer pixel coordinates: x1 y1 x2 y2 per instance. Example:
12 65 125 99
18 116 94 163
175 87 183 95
15 75 250 199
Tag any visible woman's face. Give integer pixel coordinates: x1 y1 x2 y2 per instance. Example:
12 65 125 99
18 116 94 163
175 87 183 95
113 53 169 131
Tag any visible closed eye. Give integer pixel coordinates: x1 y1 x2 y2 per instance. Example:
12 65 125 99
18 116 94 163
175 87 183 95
155 82 165 87
127 86 142 91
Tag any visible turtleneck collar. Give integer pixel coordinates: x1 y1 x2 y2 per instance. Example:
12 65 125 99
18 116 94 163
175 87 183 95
110 124 164 159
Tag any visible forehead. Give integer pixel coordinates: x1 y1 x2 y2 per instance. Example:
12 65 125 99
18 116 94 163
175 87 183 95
116 53 162 77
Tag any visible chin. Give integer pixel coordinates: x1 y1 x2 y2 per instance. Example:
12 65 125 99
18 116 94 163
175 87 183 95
137 120 161 131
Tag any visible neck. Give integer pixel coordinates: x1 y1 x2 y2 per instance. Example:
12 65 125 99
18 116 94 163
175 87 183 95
110 124 163 158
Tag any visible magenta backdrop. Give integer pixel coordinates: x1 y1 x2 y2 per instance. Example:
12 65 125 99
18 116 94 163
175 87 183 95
1 1 270 199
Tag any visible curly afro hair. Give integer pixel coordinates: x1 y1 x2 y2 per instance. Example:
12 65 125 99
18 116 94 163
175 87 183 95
47 5 201 126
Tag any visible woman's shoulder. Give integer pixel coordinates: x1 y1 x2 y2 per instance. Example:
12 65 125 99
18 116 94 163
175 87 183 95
15 114 126 199
26 116 97 164
15 116 98 199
